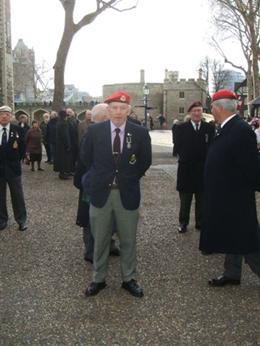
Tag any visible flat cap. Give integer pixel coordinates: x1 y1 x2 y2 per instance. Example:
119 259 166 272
212 89 237 102
187 101 202 113
0 105 12 113
105 91 130 104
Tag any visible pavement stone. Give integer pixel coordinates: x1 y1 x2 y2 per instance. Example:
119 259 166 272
0 131 259 346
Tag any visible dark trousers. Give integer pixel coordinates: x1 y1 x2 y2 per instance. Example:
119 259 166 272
0 176 27 225
178 192 203 227
224 254 260 280
43 142 52 162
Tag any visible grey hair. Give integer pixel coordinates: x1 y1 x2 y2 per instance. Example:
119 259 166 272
91 103 108 123
213 99 237 113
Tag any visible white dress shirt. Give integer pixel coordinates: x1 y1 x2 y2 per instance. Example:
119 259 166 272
0 123 10 145
110 120 126 153
191 120 201 131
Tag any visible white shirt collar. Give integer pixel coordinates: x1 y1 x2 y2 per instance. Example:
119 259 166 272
0 123 10 132
191 120 201 130
221 114 237 128
110 120 126 133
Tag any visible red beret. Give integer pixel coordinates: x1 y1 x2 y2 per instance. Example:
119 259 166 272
211 89 237 102
187 101 202 113
104 91 130 104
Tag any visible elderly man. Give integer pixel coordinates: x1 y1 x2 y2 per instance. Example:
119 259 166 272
66 107 79 172
0 106 27 231
174 101 214 233
199 89 260 286
40 112 51 163
75 103 120 262
80 92 151 297
78 110 92 144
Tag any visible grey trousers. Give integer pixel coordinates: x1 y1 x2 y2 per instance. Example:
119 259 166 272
89 190 139 283
0 176 27 225
83 225 117 260
224 253 260 280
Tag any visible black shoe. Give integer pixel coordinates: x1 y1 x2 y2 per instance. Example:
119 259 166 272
201 251 213 255
85 282 106 297
0 222 7 231
110 247 120 256
38 168 44 171
208 275 240 287
59 173 70 180
18 223 28 231
178 224 187 233
84 255 93 264
122 279 144 298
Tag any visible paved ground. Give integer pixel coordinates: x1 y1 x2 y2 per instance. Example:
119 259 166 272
1 130 260 346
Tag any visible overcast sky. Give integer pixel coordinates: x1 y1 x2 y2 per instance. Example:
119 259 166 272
11 0 245 96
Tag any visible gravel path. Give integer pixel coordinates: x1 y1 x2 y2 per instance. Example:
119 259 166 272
0 135 260 345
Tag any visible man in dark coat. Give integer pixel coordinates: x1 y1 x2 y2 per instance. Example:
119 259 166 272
80 91 151 298
54 110 73 179
174 101 215 233
0 106 27 231
46 111 58 164
66 108 79 172
199 89 260 286
40 112 52 163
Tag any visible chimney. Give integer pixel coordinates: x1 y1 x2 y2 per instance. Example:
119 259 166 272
140 69 145 84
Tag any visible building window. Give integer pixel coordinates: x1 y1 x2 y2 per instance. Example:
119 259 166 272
179 107 185 114
179 91 185 98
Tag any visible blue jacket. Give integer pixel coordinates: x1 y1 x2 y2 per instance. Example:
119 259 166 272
80 120 152 210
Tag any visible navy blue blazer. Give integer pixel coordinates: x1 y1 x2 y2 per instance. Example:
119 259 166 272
80 120 152 210
0 124 24 178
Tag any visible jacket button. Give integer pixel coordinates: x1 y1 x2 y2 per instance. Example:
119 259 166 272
116 170 118 173
109 184 112 187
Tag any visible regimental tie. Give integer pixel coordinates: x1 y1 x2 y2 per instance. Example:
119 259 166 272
195 123 199 132
2 127 7 146
113 128 121 160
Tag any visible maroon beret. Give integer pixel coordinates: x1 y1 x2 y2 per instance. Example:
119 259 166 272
187 101 203 113
211 89 237 102
104 91 130 104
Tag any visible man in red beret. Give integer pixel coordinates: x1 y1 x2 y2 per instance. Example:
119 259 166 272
80 91 151 297
199 89 260 286
174 101 214 233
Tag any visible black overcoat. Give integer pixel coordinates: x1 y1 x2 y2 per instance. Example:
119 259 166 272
54 118 73 173
175 121 214 192
199 115 260 254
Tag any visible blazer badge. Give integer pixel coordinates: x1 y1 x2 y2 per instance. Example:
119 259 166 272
126 132 132 149
129 154 137 165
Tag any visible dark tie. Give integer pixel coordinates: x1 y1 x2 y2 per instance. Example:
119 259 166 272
195 123 199 132
113 128 121 159
2 127 7 146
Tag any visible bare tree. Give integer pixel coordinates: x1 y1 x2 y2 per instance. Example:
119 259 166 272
211 0 260 100
211 59 230 91
53 0 138 111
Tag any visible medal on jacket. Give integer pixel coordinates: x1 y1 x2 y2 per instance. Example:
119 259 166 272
129 154 137 165
126 133 132 149
13 140 18 149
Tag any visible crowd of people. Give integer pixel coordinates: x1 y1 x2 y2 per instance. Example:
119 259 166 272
0 88 260 298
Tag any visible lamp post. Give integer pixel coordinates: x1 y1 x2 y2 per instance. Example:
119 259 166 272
143 83 149 127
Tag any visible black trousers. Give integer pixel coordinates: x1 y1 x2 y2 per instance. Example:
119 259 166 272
0 176 27 225
224 254 260 280
178 192 203 227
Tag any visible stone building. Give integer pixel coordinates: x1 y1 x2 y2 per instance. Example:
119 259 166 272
13 39 36 102
0 0 14 106
103 69 207 126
